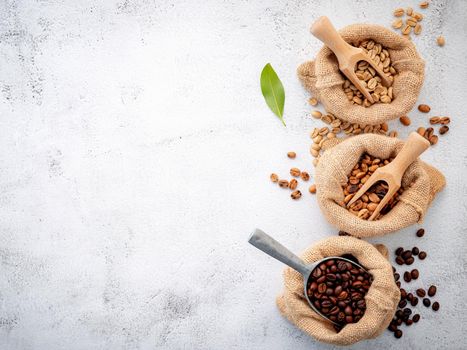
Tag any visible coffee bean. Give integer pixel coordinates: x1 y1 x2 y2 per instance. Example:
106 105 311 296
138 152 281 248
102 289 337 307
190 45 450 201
312 268 322 278
401 250 412 260
318 283 327 294
395 247 404 256
405 319 413 326
416 228 425 237
400 289 407 299
395 256 405 265
416 288 426 297
396 281 401 288
396 310 403 318
399 299 407 308
428 285 437 297
412 247 419 255
418 251 427 260
394 329 403 338
407 293 414 302
405 257 415 265
404 271 412 282
403 308 412 316
432 301 440 311
326 273 337 281
388 323 397 332
423 298 431 307
411 269 419 279
394 273 400 281
412 314 420 322
411 297 418 306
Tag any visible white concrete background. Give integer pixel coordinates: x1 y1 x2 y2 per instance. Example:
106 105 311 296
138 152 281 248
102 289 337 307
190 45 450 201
0 0 466 349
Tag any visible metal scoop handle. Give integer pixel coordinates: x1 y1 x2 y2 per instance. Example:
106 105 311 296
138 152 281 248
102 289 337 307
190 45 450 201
248 229 311 276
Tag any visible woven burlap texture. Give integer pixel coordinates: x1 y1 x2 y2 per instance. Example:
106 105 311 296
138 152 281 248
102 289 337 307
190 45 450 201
277 236 399 346
315 134 445 237
298 24 425 125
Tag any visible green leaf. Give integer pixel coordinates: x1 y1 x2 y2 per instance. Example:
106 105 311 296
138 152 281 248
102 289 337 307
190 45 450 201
260 63 286 126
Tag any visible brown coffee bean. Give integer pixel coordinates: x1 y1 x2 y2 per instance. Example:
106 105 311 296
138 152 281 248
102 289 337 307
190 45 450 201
287 151 296 159
312 268 322 278
416 288 426 297
300 171 310 181
439 125 449 135
395 256 405 265
428 285 437 297
405 257 415 265
278 179 289 188
418 104 431 113
270 173 279 182
401 250 412 260
416 228 425 237
400 289 407 299
288 179 298 190
394 273 400 281
394 329 403 338
412 314 420 322
418 251 427 260
291 190 302 200
412 247 419 255
407 293 414 302
404 271 412 282
290 167 301 177
396 281 401 288
411 269 419 279
321 300 333 308
423 298 431 307
411 297 419 306
395 247 404 256
432 301 440 311
405 319 413 326
399 299 407 308
318 283 327 294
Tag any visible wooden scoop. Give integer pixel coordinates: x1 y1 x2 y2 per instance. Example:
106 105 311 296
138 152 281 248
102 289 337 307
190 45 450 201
347 132 430 221
310 16 392 104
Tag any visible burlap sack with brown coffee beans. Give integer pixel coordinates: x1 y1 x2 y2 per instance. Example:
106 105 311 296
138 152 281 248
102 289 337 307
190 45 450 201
298 23 425 125
315 134 445 237
277 236 399 346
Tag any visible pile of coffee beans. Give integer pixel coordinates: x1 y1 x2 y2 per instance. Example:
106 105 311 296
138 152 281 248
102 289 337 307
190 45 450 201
387 227 440 339
306 255 373 331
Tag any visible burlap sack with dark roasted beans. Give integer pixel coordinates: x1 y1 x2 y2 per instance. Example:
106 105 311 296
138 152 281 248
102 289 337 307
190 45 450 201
277 236 400 346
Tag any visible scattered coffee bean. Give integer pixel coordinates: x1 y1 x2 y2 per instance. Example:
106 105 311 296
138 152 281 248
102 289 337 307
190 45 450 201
412 247 419 255
411 297 419 306
396 256 405 265
270 173 279 182
404 271 412 283
405 257 415 265
412 314 420 322
394 329 403 338
402 250 412 260
395 247 404 256
309 184 317 194
399 299 407 308
439 125 449 135
289 179 298 190
428 285 437 297
411 269 419 280
432 302 440 311
418 251 427 260
416 288 426 297
287 152 296 159
405 319 413 326
407 293 414 302
423 298 431 307
290 167 301 177
416 228 425 237
291 190 302 200
418 104 431 113
300 171 310 181
278 179 289 188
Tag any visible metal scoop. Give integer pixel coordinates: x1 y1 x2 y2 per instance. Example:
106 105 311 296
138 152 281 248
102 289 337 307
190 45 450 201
347 132 430 220
248 228 368 326
310 16 392 104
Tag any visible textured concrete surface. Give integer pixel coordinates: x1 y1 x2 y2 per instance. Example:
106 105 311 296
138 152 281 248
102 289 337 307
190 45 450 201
0 1 466 349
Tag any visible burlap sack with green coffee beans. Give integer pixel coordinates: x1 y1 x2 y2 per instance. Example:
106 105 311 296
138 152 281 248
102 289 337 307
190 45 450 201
314 134 445 237
298 23 425 125
277 236 400 346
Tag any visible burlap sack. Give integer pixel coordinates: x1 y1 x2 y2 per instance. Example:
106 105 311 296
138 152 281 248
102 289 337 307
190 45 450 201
315 134 445 237
277 236 399 346
298 24 425 125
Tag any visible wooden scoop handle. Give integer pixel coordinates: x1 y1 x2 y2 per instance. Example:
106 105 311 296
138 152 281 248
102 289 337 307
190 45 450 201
390 132 431 175
310 16 356 63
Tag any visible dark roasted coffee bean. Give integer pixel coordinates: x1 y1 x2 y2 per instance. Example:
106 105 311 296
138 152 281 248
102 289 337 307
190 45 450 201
326 260 334 266
403 308 412 316
321 300 333 308
312 267 322 278
326 274 337 281
412 314 420 322
396 281 401 288
337 312 345 322
418 251 427 260
318 283 327 294
411 297 418 306
412 247 419 255
395 247 404 256
423 298 431 307
394 273 400 281
337 291 348 300
400 289 407 299
411 269 419 279
345 315 353 323
317 275 326 283
351 292 362 301
394 329 403 338
344 305 353 316
407 293 414 302
428 285 437 297
398 299 407 308
432 301 440 311
329 306 340 315
405 319 413 326
357 299 366 309
395 256 405 265
388 323 397 332
396 318 402 326
405 257 415 265
396 310 403 319
402 250 412 260
337 261 348 272
404 271 412 282
416 228 425 237
416 288 426 297
334 285 343 296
